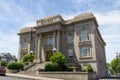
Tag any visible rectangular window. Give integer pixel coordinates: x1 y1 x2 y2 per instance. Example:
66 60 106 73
67 33 73 44
80 47 90 57
47 36 53 45
68 49 74 57
21 42 27 49
80 30 89 41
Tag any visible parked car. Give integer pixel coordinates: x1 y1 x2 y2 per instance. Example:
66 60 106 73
0 66 6 76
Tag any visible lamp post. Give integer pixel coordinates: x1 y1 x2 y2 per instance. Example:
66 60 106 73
29 50 36 71
30 50 33 54
29 50 33 62
52 48 57 54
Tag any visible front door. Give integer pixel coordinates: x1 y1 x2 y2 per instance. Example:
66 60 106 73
47 51 53 61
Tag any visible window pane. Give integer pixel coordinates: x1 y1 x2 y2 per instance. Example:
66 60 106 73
47 37 53 45
21 42 27 49
80 47 90 57
67 34 73 44
68 49 73 57
80 30 88 41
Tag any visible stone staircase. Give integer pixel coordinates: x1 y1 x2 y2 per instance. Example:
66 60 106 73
27 62 48 71
18 61 49 75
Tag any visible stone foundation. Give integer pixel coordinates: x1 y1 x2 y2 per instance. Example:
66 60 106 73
37 72 97 80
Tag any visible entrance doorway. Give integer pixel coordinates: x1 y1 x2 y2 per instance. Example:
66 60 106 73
47 51 53 61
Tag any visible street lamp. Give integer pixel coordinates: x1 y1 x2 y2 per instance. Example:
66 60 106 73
52 48 57 53
29 50 36 72
29 50 34 62
30 50 33 54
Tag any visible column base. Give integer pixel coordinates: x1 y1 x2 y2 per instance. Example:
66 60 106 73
33 59 41 63
33 59 37 63
36 59 41 63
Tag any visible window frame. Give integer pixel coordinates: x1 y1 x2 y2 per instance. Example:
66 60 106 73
80 30 89 41
47 36 53 46
68 49 74 57
67 33 73 44
21 38 28 49
80 46 91 58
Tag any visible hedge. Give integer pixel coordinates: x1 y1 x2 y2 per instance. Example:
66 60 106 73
45 63 60 71
7 62 24 70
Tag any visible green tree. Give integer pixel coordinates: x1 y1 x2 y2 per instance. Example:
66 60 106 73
111 58 120 74
13 55 17 62
106 63 111 67
50 52 66 65
0 61 9 67
22 53 35 63
50 52 66 71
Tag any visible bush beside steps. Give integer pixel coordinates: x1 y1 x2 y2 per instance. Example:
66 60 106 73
7 62 24 73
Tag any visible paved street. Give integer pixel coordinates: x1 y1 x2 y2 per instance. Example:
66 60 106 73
0 76 33 80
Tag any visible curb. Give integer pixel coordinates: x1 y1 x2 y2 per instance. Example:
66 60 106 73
6 73 63 80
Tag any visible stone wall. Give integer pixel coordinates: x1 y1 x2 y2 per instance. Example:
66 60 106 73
37 72 97 80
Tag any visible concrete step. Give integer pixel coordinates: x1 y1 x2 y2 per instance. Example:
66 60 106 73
26 61 49 71
18 61 49 75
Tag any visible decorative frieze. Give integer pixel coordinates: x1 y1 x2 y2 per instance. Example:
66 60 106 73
37 15 63 26
36 25 61 33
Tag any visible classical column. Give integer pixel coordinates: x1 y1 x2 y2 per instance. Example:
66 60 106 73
53 31 56 48
34 34 38 62
18 38 21 62
37 34 42 63
57 30 60 52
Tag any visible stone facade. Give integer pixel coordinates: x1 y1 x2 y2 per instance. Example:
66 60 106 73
37 72 97 80
18 13 108 78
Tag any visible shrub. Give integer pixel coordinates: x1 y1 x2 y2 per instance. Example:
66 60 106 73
45 63 53 71
44 52 69 71
7 62 24 70
86 64 93 72
0 61 9 67
22 53 35 63
45 62 60 71
50 52 66 65
66 67 73 71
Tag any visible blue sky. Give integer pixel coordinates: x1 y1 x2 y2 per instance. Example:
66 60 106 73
0 0 120 62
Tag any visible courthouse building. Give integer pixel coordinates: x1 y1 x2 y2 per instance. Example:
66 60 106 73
18 13 107 77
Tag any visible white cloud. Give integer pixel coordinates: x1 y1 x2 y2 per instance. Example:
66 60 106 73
0 32 19 56
62 11 81 20
114 0 120 7
95 10 120 25
21 21 36 28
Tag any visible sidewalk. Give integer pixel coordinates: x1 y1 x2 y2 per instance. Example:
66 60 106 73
6 73 63 80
